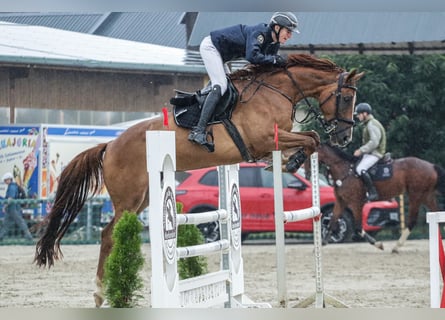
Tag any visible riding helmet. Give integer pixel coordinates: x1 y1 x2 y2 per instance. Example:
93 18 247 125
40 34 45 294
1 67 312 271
354 102 372 115
270 12 300 33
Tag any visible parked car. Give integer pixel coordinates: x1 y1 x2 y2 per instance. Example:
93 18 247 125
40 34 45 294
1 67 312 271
175 162 400 243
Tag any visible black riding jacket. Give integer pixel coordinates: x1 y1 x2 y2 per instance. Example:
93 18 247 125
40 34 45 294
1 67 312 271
210 23 280 64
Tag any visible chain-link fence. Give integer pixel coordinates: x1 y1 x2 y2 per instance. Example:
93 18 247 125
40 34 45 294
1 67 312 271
0 197 150 245
1 194 443 245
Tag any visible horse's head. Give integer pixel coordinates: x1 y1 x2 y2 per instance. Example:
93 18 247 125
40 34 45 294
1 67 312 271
274 54 364 147
317 69 364 147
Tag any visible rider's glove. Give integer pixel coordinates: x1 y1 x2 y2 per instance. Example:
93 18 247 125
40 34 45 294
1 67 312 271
274 55 287 67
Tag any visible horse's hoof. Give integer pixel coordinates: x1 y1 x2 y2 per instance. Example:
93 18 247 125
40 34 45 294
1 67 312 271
285 150 307 172
285 162 298 173
391 247 399 254
94 292 104 308
374 241 384 250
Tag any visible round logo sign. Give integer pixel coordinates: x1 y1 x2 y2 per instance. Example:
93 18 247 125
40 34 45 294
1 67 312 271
162 186 177 264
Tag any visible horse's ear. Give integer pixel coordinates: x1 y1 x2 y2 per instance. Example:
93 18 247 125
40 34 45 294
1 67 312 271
346 69 365 82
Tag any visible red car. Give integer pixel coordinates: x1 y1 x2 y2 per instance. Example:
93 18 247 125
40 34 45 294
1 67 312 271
175 162 400 243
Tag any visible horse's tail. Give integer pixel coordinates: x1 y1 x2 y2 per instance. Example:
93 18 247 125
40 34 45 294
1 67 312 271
34 143 108 268
434 164 445 195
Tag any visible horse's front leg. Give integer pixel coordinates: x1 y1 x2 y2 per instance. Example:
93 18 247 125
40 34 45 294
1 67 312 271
322 200 345 245
348 202 384 250
276 130 320 173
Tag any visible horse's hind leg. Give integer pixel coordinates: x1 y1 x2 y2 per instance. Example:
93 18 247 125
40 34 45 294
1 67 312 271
392 193 437 253
93 217 116 307
391 197 421 253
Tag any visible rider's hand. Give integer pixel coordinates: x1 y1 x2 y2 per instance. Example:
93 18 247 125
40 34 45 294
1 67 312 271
354 149 362 157
274 55 287 67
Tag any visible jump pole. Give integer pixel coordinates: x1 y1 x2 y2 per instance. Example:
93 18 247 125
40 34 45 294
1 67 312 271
273 150 348 308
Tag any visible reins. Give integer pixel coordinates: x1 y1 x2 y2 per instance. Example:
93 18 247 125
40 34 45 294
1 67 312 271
236 65 357 138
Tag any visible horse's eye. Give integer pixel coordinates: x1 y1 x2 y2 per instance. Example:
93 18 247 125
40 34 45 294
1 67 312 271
343 96 352 103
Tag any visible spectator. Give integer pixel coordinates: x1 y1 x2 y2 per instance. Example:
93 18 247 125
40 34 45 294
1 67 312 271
0 172 33 242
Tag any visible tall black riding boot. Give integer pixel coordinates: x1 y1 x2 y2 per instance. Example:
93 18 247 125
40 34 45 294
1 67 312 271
360 170 378 201
188 85 221 152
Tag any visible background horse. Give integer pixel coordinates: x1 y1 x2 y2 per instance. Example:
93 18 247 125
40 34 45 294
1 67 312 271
33 54 363 307
315 143 445 252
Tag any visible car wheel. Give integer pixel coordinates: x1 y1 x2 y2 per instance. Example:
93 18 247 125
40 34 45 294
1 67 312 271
320 207 353 243
197 222 220 243
190 206 221 243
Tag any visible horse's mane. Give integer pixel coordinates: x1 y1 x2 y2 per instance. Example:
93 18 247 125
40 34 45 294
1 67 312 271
323 143 358 163
230 53 344 79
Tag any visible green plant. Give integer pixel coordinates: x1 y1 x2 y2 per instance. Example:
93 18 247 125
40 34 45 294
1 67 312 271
103 211 144 307
176 202 208 279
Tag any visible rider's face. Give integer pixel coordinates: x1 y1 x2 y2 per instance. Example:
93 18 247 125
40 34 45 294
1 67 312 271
273 26 293 44
279 28 293 44
356 113 366 122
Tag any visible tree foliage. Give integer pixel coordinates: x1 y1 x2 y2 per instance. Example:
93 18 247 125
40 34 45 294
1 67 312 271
104 211 144 308
176 202 208 279
309 54 445 167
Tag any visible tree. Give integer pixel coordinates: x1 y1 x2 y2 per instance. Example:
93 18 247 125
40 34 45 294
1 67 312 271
307 54 445 167
103 211 144 308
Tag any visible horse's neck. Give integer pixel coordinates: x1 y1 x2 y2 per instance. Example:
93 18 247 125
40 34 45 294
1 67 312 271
324 158 352 180
233 67 336 101
288 67 338 101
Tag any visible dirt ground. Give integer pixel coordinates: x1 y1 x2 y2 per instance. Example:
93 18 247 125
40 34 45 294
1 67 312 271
0 239 433 308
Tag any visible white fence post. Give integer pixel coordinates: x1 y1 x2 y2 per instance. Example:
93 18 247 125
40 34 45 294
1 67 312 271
427 211 445 308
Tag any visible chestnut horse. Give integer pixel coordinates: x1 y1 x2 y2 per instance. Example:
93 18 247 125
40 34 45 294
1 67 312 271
314 143 445 252
33 54 363 307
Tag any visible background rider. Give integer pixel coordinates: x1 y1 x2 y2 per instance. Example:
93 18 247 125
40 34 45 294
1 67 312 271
353 102 387 201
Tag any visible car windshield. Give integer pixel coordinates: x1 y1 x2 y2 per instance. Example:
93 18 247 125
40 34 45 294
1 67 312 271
296 167 331 187
189 165 331 188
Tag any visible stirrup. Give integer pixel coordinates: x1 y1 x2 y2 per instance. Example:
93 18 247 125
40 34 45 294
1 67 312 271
366 192 378 201
188 129 215 152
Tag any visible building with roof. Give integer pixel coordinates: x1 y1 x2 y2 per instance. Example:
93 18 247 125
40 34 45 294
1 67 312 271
1 12 443 54
0 20 205 125
0 12 443 125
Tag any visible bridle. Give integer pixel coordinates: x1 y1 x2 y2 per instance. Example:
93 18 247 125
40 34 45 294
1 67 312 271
289 70 357 137
237 67 357 138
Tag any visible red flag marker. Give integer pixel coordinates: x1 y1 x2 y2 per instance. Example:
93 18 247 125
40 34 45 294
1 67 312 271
162 107 169 129
274 123 278 150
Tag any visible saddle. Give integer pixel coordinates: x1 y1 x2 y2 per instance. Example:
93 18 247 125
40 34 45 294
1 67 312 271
171 79 238 129
170 79 254 162
367 153 394 181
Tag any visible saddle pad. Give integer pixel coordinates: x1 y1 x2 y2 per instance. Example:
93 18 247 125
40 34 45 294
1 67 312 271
369 163 393 181
173 80 238 129
173 103 205 129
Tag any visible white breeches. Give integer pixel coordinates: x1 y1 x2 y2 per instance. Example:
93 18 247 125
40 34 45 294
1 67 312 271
355 154 380 175
199 36 228 95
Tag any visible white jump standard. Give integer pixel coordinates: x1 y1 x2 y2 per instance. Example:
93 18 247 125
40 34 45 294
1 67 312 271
146 130 268 308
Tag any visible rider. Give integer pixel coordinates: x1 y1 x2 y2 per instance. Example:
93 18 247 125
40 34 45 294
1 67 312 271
188 12 300 152
353 102 386 201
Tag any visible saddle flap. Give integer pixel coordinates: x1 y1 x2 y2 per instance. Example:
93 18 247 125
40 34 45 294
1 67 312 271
172 78 239 129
